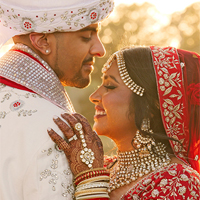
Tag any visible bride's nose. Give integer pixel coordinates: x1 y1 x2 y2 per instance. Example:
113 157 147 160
89 89 101 104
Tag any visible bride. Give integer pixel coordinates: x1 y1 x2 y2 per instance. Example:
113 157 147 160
48 46 200 199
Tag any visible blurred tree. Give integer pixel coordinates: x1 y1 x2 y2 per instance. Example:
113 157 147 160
66 2 200 155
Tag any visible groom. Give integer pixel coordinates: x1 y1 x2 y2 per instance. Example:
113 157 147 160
0 0 114 199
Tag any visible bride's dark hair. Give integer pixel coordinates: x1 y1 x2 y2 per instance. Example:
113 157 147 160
122 46 175 155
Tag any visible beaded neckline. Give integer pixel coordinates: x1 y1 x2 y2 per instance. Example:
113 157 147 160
0 43 74 112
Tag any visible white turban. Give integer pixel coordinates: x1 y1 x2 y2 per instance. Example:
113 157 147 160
0 0 114 49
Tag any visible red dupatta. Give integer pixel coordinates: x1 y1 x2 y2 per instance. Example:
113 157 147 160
150 46 200 173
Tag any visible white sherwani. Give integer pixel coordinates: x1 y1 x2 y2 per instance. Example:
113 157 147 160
0 44 75 200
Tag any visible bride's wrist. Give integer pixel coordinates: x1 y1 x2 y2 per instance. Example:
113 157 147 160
73 168 110 200
74 168 109 183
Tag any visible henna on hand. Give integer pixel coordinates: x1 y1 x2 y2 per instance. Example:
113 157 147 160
48 113 104 176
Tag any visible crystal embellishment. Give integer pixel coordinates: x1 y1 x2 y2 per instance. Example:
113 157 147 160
0 44 74 112
74 122 95 168
22 18 35 31
0 0 114 33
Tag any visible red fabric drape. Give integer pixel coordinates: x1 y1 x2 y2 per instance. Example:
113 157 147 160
178 49 200 173
150 46 200 174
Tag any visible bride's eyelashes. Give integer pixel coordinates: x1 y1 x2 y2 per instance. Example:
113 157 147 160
103 85 116 90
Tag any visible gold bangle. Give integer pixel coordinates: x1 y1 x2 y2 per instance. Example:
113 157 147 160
77 176 110 186
76 193 110 200
75 168 106 179
75 188 108 197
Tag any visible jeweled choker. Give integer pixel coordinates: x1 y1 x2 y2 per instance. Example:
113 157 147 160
108 141 171 193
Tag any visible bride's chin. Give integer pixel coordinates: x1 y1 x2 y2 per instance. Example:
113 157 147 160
93 120 111 135
95 131 104 136
93 127 101 135
93 125 106 136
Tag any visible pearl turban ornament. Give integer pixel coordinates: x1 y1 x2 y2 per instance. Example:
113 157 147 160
0 0 114 49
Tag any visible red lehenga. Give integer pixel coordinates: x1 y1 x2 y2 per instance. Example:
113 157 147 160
121 163 200 199
104 155 200 200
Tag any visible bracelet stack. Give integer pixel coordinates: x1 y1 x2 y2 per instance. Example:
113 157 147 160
74 168 110 200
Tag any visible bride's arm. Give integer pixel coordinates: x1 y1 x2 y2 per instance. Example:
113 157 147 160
47 112 110 200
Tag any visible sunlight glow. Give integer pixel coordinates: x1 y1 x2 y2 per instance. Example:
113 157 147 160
0 0 199 57
169 39 180 48
0 44 14 58
114 0 200 14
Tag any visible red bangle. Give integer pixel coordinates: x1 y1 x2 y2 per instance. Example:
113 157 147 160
74 171 110 186
74 170 109 184
85 198 109 200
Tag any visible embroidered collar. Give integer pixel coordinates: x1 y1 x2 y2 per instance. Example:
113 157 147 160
0 43 74 112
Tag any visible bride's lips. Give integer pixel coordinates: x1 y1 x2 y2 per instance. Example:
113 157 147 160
94 105 106 120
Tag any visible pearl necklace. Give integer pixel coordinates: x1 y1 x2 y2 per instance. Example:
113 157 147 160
108 141 171 193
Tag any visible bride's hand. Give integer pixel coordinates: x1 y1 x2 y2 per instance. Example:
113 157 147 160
47 113 104 176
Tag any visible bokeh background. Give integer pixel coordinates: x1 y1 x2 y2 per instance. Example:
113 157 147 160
1 0 200 155
67 0 200 156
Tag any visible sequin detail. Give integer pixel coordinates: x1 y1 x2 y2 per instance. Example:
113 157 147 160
0 44 74 112
0 86 40 118
0 0 114 33
40 147 74 196
1 92 11 103
10 100 24 111
17 109 37 117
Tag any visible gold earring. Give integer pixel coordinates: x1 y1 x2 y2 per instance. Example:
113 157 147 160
141 118 150 131
134 130 155 151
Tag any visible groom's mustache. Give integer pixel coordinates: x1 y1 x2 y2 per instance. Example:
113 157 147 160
82 57 95 65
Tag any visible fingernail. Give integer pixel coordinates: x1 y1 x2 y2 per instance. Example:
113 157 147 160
53 115 58 120
47 127 52 131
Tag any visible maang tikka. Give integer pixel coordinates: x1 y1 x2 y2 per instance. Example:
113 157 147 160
102 50 145 96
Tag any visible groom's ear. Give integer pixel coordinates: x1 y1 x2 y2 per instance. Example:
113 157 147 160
29 33 51 55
